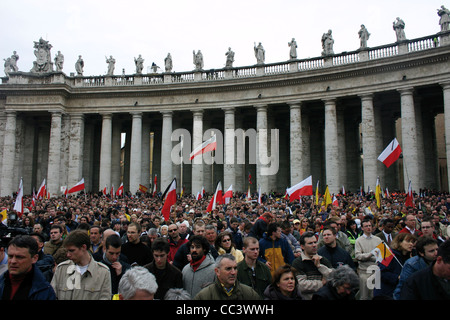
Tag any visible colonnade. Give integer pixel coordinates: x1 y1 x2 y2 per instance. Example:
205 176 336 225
1 83 448 198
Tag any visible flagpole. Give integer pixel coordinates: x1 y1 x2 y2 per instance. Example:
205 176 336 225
381 241 403 268
180 135 183 195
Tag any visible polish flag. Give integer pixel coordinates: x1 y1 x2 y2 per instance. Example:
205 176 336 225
161 178 177 221
13 178 24 217
286 176 313 202
223 185 233 204
405 180 414 208
332 195 339 207
190 134 217 161
102 186 107 196
32 188 36 207
152 174 157 196
116 182 124 197
207 181 223 212
67 178 85 194
378 138 402 168
37 179 46 199
110 185 114 197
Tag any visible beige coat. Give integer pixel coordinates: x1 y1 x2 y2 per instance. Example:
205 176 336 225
51 256 112 300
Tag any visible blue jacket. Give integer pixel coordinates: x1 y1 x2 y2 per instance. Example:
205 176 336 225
0 264 56 300
393 255 430 300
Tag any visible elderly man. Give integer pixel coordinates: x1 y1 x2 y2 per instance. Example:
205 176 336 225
194 254 260 300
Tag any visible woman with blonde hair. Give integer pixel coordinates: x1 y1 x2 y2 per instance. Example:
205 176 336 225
214 231 244 263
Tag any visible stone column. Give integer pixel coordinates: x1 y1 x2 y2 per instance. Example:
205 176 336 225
360 94 378 191
68 113 85 189
223 108 235 190
324 99 340 194
399 88 420 191
141 120 151 190
1 111 17 197
289 102 303 185
129 112 142 194
99 113 112 192
160 111 173 190
256 104 269 194
442 82 450 190
191 110 204 194
111 119 122 191
47 111 62 196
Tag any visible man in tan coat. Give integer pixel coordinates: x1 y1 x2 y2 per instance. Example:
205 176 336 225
51 230 111 300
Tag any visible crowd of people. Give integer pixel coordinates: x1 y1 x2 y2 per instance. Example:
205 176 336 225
0 187 449 300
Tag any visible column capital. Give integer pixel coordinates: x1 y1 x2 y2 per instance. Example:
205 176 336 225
70 113 85 120
130 111 142 117
440 81 450 90
358 93 374 100
322 98 337 105
191 109 204 117
254 104 268 112
222 107 235 114
397 87 415 95
160 110 173 117
288 101 303 109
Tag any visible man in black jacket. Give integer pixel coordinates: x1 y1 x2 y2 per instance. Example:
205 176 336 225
318 226 356 270
400 239 450 300
144 237 183 300
101 234 131 295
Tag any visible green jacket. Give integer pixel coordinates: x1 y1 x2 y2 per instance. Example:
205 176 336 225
194 278 261 300
236 259 272 299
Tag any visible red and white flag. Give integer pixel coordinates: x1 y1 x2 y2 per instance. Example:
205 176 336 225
223 185 233 204
110 185 114 197
37 179 46 199
378 138 402 168
190 134 217 161
207 181 223 212
67 178 85 194
102 185 107 196
405 180 414 208
332 195 339 207
152 174 157 196
13 178 24 217
32 188 36 207
286 175 313 202
161 178 177 221
116 182 124 197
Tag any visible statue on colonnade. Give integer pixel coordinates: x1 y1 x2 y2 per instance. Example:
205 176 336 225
75 55 84 76
54 51 64 72
30 38 53 73
358 24 370 49
134 54 144 74
438 5 450 31
254 42 265 64
193 50 204 71
321 30 334 56
105 55 115 75
165 53 173 72
3 51 19 76
225 47 235 68
288 38 298 60
393 17 406 42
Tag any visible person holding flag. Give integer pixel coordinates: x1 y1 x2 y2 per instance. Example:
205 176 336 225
373 233 416 299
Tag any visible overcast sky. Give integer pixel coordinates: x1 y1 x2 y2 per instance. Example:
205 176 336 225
1 0 447 77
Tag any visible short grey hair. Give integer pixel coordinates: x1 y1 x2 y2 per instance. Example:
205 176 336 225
215 253 235 268
164 288 191 300
118 266 158 300
327 265 359 291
